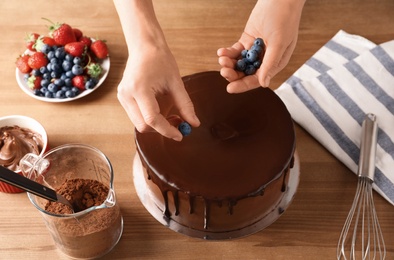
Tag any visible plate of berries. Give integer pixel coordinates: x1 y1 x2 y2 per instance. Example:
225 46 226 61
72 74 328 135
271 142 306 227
15 19 110 102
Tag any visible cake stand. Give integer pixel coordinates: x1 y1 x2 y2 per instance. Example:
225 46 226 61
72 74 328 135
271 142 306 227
132 152 300 240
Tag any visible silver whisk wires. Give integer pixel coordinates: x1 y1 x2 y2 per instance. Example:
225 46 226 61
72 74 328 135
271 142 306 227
337 113 386 260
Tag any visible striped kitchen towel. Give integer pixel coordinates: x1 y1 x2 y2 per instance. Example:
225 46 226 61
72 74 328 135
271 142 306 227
275 30 394 205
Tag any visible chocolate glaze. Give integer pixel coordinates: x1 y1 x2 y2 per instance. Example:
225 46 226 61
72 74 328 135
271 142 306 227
136 71 295 230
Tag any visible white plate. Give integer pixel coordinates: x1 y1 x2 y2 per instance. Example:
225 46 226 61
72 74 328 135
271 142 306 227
16 51 110 103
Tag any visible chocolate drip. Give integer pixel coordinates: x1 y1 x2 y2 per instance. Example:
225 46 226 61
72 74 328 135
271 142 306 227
281 168 289 192
162 190 171 219
228 200 237 215
174 191 180 216
290 156 295 168
142 153 293 230
188 196 194 214
204 199 210 230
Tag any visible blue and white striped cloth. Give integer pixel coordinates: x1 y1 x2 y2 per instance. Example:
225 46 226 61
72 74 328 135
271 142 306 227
275 30 394 205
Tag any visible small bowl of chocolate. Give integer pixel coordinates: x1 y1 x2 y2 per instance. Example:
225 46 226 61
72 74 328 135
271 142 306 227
0 115 48 193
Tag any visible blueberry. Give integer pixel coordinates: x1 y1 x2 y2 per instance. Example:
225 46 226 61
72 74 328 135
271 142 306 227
40 87 48 94
65 71 74 78
40 66 48 74
85 78 98 89
46 63 53 72
64 78 72 87
40 79 50 88
62 60 73 71
244 64 256 75
51 70 61 79
73 57 82 65
241 49 248 58
43 72 51 80
48 83 58 93
54 78 65 87
72 65 84 75
65 54 74 61
47 51 55 60
253 60 262 69
71 87 80 94
45 91 54 98
65 90 76 98
60 74 67 80
254 38 264 47
55 90 66 99
50 57 58 64
52 63 62 73
178 122 192 136
31 69 41 76
250 44 263 54
246 50 259 63
41 44 52 54
55 47 66 59
235 59 247 71
34 89 43 96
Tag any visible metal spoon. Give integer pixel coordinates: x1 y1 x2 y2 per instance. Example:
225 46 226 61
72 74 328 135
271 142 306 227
0 165 73 210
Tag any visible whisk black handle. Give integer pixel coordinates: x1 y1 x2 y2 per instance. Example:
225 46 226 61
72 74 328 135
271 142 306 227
358 113 378 181
0 165 57 202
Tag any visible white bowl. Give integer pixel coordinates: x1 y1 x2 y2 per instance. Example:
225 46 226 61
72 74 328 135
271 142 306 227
0 115 48 193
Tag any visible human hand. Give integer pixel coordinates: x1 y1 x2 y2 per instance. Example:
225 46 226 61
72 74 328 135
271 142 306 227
117 42 200 141
217 0 305 93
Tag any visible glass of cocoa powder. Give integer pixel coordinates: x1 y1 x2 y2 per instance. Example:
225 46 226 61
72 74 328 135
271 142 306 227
20 144 123 259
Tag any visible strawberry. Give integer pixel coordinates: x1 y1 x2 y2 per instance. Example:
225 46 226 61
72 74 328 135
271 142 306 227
42 36 56 46
44 18 76 45
27 75 42 90
28 52 48 69
87 63 102 78
34 36 56 52
72 75 86 90
73 28 83 40
25 33 40 51
65 42 86 57
79 36 92 48
90 40 108 59
16 55 32 73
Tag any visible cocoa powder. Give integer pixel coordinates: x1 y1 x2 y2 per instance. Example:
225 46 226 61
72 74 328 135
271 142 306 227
43 178 123 258
45 178 109 214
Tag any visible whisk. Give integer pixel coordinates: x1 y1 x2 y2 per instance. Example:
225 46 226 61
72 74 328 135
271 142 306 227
337 113 386 260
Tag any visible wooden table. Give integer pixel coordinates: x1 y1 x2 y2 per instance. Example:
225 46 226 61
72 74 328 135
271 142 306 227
1 0 393 259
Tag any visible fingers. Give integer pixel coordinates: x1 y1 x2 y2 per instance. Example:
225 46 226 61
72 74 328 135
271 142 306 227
218 38 294 93
135 91 185 141
217 40 261 92
217 43 247 83
118 87 184 141
258 43 287 88
171 82 201 128
217 42 244 59
226 74 260 93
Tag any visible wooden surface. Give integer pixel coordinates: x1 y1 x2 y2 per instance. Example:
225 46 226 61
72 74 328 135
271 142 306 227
1 0 393 259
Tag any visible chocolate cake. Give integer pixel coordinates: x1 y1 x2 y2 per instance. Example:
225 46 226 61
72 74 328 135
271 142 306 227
134 71 297 239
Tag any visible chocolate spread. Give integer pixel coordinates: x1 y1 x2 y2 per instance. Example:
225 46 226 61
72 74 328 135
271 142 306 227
0 125 43 171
